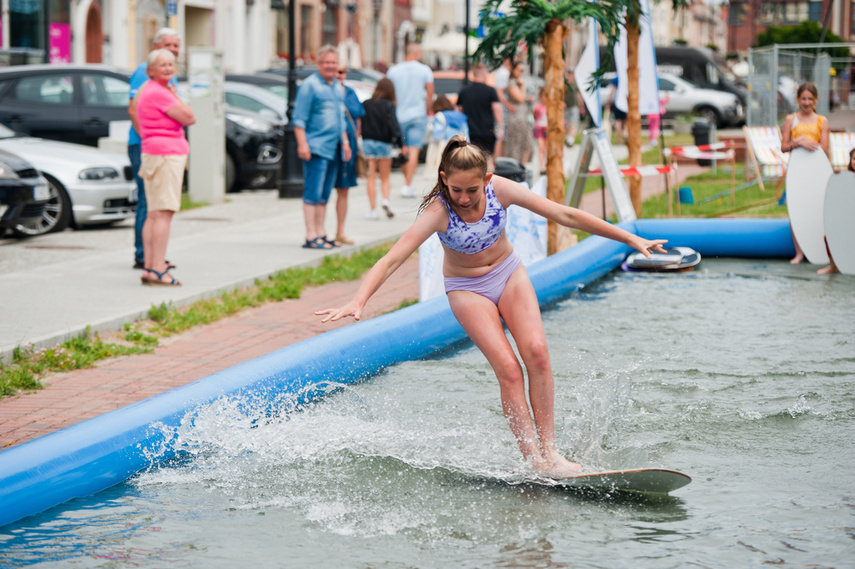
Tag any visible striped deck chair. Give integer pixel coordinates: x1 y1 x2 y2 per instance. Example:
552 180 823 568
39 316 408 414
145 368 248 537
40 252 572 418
829 132 855 172
743 126 788 193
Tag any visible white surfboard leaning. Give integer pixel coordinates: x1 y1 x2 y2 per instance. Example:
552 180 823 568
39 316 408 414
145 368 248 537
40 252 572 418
823 171 855 274
786 147 831 264
539 468 692 494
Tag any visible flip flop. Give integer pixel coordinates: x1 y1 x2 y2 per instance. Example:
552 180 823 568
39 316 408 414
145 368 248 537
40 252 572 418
335 234 355 245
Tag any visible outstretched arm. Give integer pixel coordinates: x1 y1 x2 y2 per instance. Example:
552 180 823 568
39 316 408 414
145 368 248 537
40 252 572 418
492 175 668 258
316 202 446 322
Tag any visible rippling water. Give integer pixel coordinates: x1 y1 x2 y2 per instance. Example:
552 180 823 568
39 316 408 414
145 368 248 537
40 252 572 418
2 259 854 568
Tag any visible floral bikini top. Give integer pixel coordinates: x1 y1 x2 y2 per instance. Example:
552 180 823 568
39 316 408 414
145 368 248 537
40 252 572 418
437 180 507 254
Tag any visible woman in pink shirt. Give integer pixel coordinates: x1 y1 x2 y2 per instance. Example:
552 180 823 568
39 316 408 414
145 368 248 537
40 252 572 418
136 48 195 286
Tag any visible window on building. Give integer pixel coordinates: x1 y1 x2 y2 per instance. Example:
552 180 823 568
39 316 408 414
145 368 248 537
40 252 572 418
729 2 747 26
809 1 823 22
760 2 809 25
10 0 46 54
322 1 338 47
300 6 312 57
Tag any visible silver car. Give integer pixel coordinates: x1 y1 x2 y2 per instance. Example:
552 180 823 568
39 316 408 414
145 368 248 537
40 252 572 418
657 72 744 127
0 123 135 236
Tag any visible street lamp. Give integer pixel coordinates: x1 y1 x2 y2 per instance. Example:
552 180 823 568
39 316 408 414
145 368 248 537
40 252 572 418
278 0 304 198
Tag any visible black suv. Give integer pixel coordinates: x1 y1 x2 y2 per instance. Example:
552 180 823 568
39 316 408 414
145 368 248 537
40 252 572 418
0 64 283 192
0 149 49 235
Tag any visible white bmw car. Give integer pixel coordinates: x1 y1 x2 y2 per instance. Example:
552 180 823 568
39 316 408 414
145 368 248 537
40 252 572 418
0 123 135 237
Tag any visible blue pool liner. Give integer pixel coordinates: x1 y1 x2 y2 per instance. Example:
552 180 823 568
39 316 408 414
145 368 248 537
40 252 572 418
0 218 793 527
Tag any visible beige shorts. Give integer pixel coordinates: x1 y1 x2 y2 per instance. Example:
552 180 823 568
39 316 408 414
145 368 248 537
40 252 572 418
140 153 187 212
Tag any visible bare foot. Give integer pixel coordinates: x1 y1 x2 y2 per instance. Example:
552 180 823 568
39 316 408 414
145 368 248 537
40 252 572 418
531 453 584 479
790 255 805 264
817 263 839 275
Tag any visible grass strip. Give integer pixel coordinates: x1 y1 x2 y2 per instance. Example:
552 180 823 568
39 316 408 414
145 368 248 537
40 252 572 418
0 329 151 397
1 244 394 397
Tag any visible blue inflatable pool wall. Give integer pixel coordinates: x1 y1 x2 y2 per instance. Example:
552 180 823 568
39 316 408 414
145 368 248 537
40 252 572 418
0 219 795 528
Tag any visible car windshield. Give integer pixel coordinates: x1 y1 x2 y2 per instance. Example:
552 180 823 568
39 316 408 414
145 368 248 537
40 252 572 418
259 85 288 100
0 123 17 139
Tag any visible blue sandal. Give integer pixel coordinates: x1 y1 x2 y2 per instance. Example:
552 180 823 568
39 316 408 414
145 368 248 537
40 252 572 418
141 267 181 286
302 237 334 250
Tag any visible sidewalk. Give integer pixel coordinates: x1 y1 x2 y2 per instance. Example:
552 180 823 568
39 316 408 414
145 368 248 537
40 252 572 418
0 145 706 449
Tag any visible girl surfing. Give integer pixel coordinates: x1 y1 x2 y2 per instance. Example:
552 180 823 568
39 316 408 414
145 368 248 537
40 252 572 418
316 136 667 477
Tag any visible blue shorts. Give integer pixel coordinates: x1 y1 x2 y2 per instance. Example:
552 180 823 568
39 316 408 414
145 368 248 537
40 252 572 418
362 139 393 159
399 117 427 148
444 250 523 305
302 152 340 205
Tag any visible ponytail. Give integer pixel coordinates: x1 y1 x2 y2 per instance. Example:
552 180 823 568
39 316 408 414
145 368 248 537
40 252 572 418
418 135 489 216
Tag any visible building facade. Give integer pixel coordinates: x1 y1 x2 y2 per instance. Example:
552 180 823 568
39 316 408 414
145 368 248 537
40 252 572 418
726 0 853 54
0 0 443 73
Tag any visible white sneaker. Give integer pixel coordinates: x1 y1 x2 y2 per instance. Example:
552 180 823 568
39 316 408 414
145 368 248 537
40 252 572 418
382 199 394 218
365 209 379 220
401 185 416 198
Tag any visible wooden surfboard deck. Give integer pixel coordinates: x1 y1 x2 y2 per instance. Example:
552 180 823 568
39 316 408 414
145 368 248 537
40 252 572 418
786 148 831 264
823 171 855 275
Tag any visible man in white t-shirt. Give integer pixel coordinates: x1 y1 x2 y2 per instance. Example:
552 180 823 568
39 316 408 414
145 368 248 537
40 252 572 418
493 58 514 158
387 42 434 197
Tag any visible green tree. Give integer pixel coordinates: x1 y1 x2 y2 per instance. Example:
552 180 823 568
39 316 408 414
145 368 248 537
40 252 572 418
758 22 849 72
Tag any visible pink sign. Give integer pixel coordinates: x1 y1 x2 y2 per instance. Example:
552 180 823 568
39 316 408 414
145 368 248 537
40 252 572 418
49 23 71 63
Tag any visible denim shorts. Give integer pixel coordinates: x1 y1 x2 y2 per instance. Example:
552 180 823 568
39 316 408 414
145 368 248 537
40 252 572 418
399 117 427 148
302 153 340 205
362 139 393 159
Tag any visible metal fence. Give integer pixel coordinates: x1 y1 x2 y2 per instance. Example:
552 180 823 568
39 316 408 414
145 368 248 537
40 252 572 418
747 45 831 127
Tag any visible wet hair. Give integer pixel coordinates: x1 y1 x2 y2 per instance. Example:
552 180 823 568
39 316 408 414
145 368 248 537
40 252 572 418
849 148 855 173
419 135 489 216
371 77 396 105
797 82 818 110
432 94 454 114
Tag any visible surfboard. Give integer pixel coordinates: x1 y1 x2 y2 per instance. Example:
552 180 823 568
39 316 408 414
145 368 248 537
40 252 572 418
537 468 692 494
823 171 855 275
622 247 701 272
786 147 831 264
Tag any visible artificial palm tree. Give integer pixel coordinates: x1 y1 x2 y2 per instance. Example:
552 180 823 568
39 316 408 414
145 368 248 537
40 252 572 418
474 0 624 254
475 0 687 252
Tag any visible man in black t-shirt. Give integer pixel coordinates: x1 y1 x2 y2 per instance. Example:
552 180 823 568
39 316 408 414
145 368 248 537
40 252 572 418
456 63 503 168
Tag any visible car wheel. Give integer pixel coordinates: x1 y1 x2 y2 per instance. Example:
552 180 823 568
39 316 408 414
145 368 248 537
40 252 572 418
695 107 720 128
12 175 72 237
225 152 237 192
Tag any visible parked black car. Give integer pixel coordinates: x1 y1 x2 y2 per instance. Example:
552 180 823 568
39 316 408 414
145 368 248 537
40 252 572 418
0 64 283 192
0 148 50 235
225 73 289 100
264 65 383 86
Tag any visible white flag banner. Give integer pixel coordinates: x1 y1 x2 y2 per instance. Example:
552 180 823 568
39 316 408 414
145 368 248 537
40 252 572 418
614 0 659 116
575 17 601 127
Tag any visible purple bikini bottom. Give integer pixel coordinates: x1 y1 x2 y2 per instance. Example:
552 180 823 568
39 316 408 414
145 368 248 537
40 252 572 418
444 250 523 305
